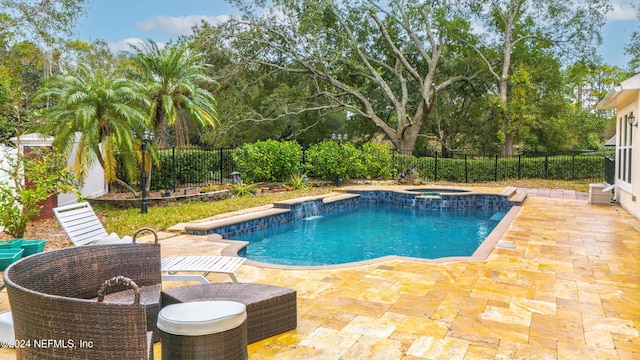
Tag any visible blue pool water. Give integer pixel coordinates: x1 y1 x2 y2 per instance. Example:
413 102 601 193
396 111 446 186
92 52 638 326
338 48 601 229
235 203 502 266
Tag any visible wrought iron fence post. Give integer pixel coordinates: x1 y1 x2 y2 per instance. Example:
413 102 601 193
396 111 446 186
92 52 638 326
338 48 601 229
434 151 438 182
571 152 575 180
545 154 549 179
219 147 224 184
494 155 499 182
172 146 176 192
518 155 521 179
392 149 396 179
464 154 468 183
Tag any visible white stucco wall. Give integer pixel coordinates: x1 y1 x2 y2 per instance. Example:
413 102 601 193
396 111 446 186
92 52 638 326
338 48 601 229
598 72 640 220
0 146 18 185
3 133 107 206
614 101 640 219
57 133 108 206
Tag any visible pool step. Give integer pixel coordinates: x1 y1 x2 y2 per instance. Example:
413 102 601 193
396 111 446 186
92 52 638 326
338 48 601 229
416 194 442 200
508 190 527 205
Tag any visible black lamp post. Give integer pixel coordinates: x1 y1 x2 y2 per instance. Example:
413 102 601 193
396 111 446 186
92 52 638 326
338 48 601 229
140 130 154 214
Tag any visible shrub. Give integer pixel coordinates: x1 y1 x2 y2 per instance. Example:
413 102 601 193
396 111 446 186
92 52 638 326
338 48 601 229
360 142 393 179
288 172 308 190
232 140 303 183
231 183 256 196
305 140 363 181
0 149 79 238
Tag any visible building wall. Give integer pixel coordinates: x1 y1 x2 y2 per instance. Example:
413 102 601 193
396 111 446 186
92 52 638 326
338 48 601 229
57 134 107 206
615 98 640 219
2 133 107 216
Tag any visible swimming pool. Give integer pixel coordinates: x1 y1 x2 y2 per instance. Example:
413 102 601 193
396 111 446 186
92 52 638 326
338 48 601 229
234 203 504 266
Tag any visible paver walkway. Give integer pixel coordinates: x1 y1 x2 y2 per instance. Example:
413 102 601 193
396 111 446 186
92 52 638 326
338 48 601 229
516 188 590 201
0 188 637 359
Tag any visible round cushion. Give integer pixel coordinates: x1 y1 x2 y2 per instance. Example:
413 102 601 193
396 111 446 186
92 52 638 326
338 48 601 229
157 301 246 336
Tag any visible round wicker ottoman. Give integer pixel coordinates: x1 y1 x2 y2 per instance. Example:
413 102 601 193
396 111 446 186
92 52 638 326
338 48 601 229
157 300 248 360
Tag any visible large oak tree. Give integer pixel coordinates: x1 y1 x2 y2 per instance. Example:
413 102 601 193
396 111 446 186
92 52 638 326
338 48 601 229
226 0 479 152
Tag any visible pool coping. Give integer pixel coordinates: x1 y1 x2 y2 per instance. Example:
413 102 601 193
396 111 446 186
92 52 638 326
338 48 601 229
218 187 524 270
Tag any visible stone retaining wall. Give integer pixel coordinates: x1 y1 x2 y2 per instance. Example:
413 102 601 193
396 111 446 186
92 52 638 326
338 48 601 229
87 190 232 209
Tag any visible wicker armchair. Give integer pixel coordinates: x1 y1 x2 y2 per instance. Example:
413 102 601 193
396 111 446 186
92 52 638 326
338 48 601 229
4 237 161 359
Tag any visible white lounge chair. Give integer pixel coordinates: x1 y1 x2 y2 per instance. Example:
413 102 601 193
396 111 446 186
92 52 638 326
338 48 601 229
53 202 135 246
161 256 245 284
53 202 245 283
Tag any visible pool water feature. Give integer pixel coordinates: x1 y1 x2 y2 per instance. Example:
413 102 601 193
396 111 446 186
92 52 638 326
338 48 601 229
236 203 502 266
298 201 322 220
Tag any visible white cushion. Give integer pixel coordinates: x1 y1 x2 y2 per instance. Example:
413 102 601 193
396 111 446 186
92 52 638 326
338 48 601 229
91 233 132 245
0 311 14 347
157 301 246 336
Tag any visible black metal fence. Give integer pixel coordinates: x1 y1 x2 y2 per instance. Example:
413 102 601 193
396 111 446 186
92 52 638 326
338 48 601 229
391 150 607 184
150 147 236 191
130 146 609 191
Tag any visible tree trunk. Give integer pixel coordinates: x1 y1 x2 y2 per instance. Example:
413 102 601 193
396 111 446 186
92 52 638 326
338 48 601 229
397 128 419 153
156 107 168 147
503 135 514 156
113 178 139 197
145 166 152 193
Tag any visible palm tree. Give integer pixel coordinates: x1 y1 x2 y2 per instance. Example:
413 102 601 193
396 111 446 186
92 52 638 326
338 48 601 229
128 40 219 148
33 63 150 193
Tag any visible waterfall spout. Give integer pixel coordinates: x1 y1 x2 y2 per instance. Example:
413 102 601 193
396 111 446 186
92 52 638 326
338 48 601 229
301 201 322 220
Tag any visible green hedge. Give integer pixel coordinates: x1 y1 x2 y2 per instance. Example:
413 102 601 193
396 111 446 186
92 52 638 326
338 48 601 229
232 140 303 183
305 140 363 181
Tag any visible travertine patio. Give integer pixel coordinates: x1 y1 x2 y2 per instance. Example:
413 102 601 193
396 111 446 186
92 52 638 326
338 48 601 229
0 189 638 359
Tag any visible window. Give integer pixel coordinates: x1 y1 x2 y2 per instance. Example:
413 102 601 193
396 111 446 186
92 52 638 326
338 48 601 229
618 113 633 184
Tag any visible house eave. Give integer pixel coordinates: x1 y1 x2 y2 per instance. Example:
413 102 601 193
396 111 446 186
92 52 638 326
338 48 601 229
596 72 640 110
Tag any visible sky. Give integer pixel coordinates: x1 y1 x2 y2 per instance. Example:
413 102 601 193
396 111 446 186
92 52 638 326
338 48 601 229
75 0 640 69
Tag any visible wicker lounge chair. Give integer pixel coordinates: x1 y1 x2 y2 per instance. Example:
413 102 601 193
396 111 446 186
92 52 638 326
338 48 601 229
4 239 162 358
161 283 297 344
53 202 245 283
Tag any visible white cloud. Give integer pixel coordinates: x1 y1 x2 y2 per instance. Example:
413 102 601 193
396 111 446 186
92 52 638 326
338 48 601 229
607 0 638 22
136 15 231 36
107 37 165 54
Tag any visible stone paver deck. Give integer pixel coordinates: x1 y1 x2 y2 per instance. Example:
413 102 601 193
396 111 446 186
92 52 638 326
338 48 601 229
516 187 590 201
0 188 638 359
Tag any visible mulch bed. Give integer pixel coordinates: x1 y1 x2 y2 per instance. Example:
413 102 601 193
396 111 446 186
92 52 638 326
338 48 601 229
0 218 72 250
